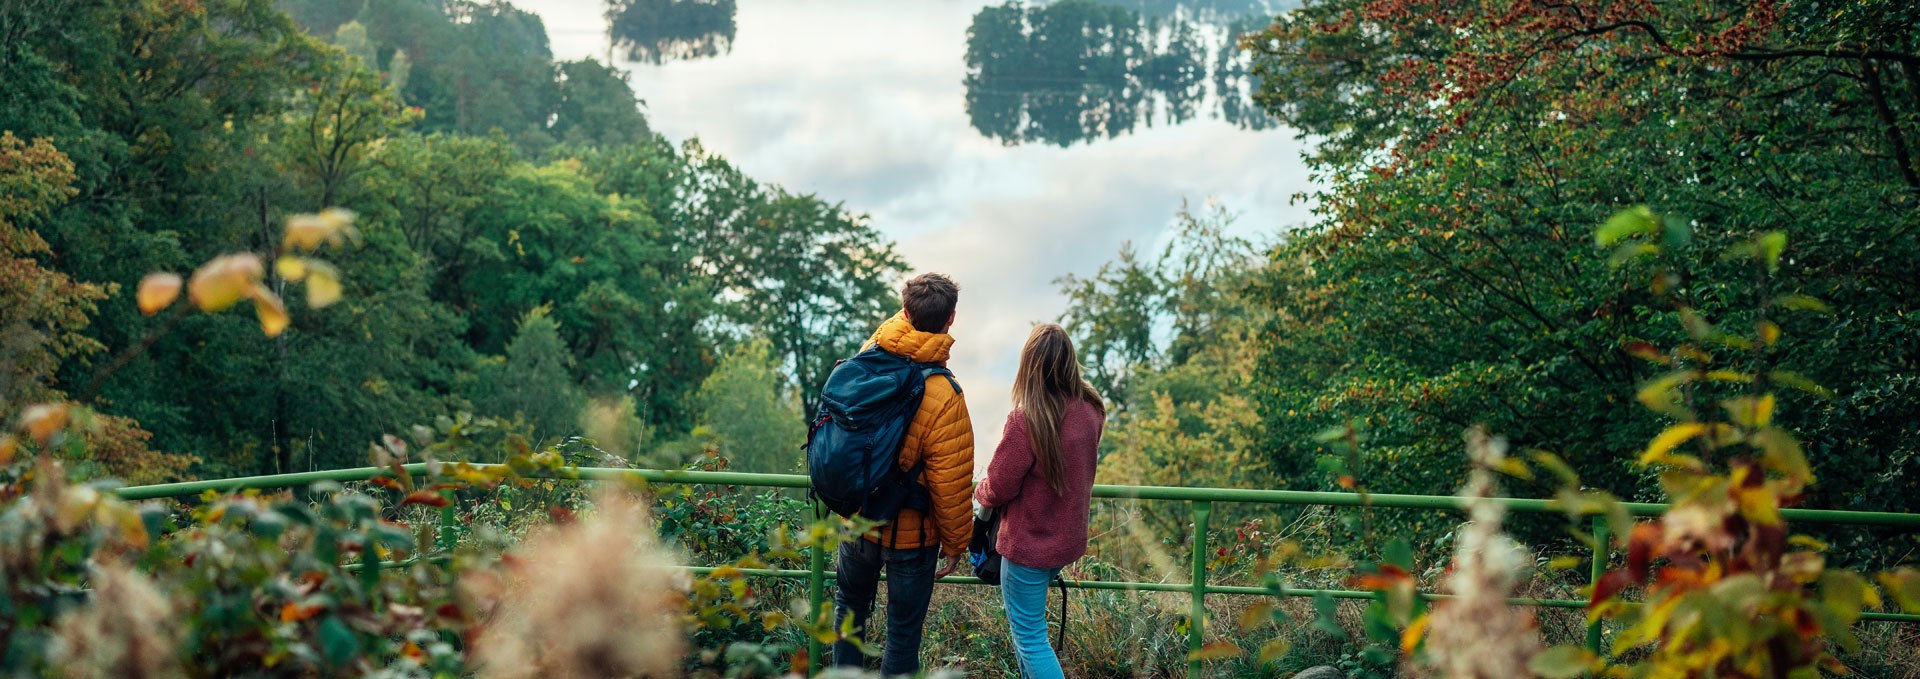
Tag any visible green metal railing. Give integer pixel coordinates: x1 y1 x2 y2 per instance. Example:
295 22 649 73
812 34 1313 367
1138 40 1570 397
114 464 1920 676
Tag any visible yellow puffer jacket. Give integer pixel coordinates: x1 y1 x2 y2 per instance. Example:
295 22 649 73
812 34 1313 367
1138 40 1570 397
859 313 974 557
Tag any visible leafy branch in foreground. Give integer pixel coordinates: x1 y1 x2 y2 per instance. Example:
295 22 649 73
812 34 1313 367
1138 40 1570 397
1322 208 1920 678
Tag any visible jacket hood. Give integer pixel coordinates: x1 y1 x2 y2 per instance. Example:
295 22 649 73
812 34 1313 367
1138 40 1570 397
867 312 953 364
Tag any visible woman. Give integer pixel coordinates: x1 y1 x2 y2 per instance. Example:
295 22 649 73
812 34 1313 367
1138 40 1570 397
975 323 1106 679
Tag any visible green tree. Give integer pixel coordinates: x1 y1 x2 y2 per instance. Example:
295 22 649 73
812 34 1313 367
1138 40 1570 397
693 338 804 473
1061 202 1271 533
551 59 652 149
470 307 586 444
729 190 907 408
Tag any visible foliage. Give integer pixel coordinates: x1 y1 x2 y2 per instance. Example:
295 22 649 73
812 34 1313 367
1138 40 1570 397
0 402 886 678
0 131 101 415
1238 0 1920 555
551 59 652 148
466 307 587 445
692 339 806 473
0 133 197 485
2 0 904 480
1309 210 1920 678
1062 201 1277 538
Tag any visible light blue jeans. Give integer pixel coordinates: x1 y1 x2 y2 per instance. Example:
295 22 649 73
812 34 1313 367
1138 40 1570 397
1001 559 1065 679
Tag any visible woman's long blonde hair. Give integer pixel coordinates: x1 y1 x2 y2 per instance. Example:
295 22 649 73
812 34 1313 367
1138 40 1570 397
1012 324 1103 496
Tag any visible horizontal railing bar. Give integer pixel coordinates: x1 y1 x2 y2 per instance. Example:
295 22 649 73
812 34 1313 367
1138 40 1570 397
113 464 1920 529
679 567 1920 623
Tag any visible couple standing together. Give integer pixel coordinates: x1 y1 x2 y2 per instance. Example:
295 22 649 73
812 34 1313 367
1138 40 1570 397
830 273 1104 678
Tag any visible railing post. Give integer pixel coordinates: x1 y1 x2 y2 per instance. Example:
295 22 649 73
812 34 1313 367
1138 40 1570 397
436 489 459 553
1189 500 1213 677
1587 513 1609 658
808 499 827 676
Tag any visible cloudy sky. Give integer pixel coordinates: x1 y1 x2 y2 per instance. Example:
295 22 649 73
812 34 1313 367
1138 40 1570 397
526 0 1318 459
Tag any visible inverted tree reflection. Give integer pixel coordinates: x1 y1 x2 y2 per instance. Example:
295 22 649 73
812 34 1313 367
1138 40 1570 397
607 0 738 65
965 0 1280 147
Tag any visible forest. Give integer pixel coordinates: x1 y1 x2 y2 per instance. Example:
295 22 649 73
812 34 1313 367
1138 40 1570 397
4 0 1920 676
4 0 889 484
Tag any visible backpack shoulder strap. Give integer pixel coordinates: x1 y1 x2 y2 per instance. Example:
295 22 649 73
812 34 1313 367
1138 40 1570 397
919 364 961 395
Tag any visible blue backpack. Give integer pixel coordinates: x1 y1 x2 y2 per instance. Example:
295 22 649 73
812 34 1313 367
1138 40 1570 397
805 346 959 520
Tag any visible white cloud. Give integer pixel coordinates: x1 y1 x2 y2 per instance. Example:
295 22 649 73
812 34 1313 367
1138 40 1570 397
524 0 1319 459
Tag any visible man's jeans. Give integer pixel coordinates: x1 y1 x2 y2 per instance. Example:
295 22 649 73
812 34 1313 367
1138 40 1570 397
832 539 939 675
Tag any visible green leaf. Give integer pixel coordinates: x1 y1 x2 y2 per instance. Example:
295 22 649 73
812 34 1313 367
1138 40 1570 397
1608 242 1660 267
1661 214 1692 249
250 512 288 539
1384 538 1414 571
1770 370 1833 399
1597 206 1659 246
1529 450 1582 487
1312 424 1351 443
1529 645 1597 679
1773 294 1832 314
1759 231 1787 272
319 616 361 666
1311 591 1345 639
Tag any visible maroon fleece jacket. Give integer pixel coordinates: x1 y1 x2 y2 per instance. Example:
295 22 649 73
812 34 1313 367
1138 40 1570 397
974 400 1106 570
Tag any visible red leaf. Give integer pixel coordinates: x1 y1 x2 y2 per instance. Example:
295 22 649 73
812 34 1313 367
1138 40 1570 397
1589 569 1634 609
280 602 324 623
401 491 450 508
1623 341 1670 365
370 476 404 490
1348 564 1414 591
549 505 576 525
1627 523 1662 579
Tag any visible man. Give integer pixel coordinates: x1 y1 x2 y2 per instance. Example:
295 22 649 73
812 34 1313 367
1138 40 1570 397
833 272 974 675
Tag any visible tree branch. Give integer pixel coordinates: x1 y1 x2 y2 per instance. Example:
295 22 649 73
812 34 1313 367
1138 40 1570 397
1862 58 1920 190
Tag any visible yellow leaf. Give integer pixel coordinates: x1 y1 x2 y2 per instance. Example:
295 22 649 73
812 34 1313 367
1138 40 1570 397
1704 369 1753 383
1876 569 1920 612
275 256 309 281
137 273 182 315
0 435 15 465
1788 535 1829 552
304 260 343 308
1238 602 1275 631
761 611 788 632
188 253 264 312
252 285 289 337
1636 370 1695 418
1735 485 1782 526
1400 613 1430 656
1257 638 1290 664
1757 320 1780 346
1641 423 1707 466
19 403 71 445
284 208 356 251
1548 555 1583 571
1724 394 1775 428
1494 456 1534 481
1186 641 1242 661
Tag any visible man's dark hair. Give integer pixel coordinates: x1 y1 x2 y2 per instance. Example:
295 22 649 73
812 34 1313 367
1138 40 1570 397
901 273 959 333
